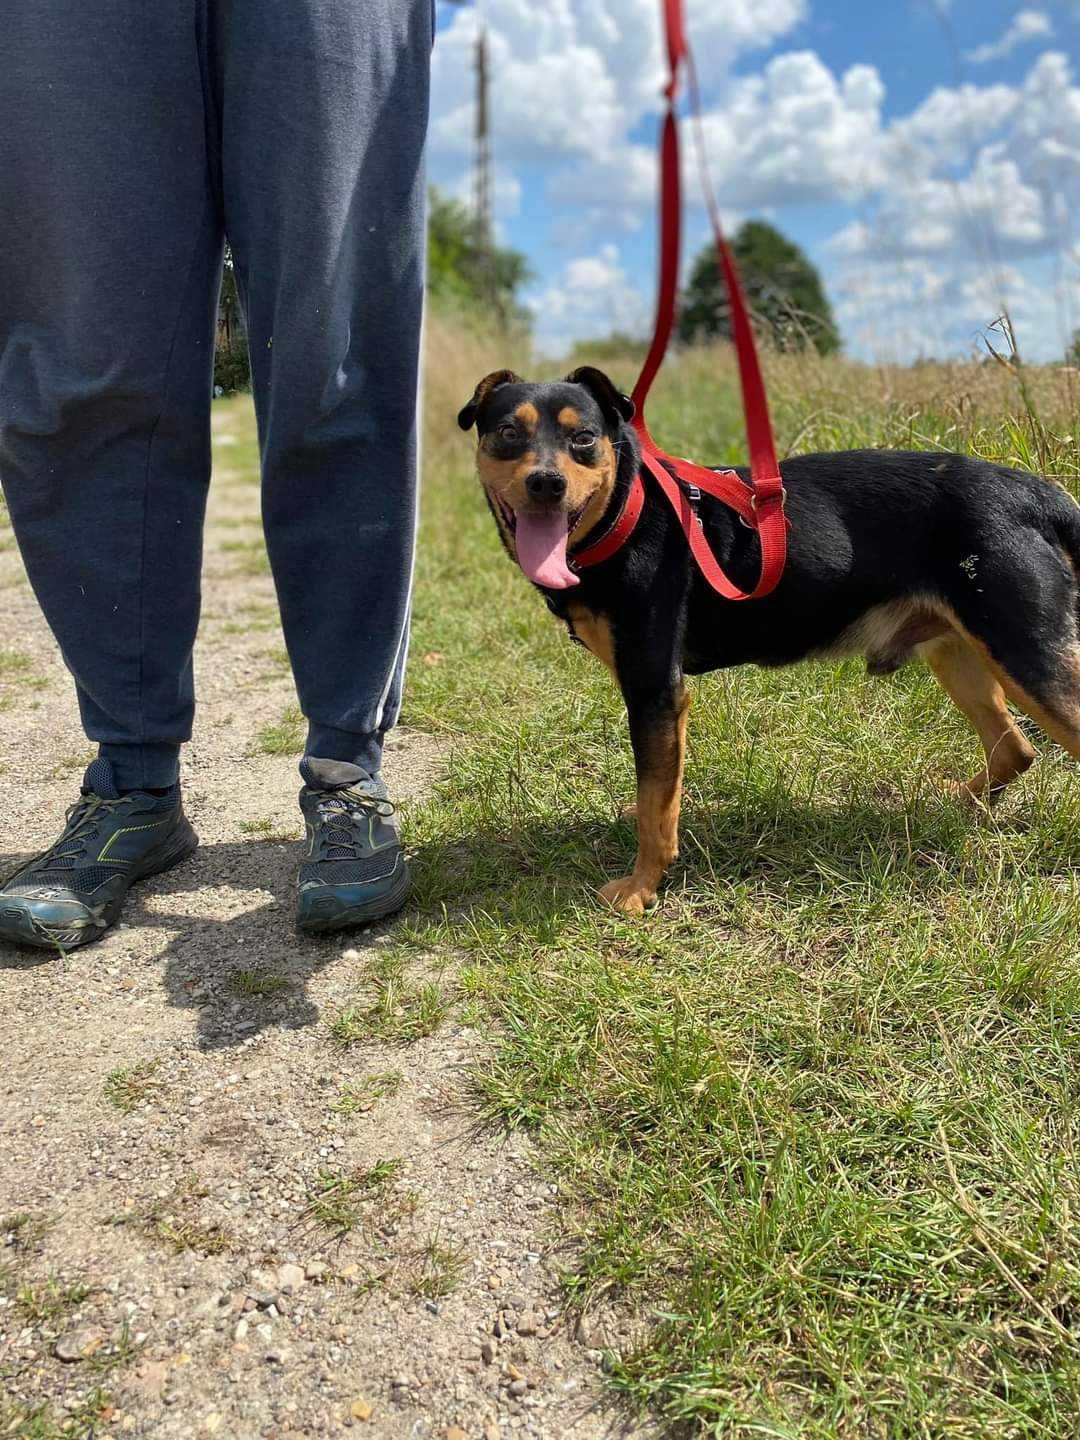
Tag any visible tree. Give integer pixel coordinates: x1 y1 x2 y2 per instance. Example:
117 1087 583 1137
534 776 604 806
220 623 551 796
678 220 840 354
1066 330 1080 367
426 187 531 325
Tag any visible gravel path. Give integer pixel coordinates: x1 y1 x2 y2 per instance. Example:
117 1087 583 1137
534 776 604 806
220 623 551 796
0 405 640 1440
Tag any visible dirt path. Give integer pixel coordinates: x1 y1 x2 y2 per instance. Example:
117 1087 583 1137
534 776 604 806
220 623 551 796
0 404 633 1440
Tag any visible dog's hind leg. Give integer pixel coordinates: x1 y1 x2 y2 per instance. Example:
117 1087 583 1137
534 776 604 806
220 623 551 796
599 681 690 916
920 633 1037 801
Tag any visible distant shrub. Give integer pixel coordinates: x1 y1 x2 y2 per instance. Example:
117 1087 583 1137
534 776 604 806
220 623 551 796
214 339 251 394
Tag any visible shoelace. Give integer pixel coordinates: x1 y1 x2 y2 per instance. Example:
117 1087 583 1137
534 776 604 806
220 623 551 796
312 786 394 861
0 793 134 888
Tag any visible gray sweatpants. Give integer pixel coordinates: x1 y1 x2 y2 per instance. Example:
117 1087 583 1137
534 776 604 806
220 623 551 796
0 0 432 790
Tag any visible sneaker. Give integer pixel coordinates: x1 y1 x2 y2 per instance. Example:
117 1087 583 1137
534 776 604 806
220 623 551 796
296 758 410 933
0 758 198 951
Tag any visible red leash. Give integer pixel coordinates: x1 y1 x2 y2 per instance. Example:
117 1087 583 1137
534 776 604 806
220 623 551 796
572 0 787 600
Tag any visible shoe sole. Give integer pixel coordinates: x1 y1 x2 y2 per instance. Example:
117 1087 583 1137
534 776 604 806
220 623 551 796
296 856 412 934
0 820 199 952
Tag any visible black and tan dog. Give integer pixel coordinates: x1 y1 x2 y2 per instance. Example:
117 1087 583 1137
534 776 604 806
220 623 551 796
458 366 1080 915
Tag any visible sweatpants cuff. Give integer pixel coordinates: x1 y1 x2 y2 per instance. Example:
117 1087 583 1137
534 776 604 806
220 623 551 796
98 742 182 792
304 722 384 777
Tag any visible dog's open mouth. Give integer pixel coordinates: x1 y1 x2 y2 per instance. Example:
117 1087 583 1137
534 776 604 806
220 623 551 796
494 495 587 590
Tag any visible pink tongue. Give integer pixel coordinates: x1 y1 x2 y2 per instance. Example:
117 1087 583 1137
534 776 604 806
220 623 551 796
514 512 580 589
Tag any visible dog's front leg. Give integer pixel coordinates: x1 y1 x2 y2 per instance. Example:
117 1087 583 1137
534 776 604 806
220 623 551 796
599 680 690 916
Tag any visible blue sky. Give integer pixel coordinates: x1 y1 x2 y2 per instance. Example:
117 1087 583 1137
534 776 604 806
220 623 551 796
429 1 1080 361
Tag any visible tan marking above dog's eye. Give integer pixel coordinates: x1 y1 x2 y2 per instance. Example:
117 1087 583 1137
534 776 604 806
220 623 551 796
514 402 539 428
557 406 582 428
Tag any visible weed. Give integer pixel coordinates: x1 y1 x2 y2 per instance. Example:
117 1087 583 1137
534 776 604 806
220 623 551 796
16 1276 90 1325
303 1160 404 1239
254 706 305 756
102 1060 163 1114
332 1071 404 1115
407 1237 467 1299
226 967 291 998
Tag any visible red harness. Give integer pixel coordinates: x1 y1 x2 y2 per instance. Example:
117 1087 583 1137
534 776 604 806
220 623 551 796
570 0 788 602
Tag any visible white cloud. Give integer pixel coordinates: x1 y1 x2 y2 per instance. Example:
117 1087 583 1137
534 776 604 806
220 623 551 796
965 9 1052 65
430 2 1080 359
527 243 652 355
690 54 886 210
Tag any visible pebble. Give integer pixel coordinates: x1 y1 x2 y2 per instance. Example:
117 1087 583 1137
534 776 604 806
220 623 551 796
508 1380 528 1397
54 1328 103 1363
233 1319 249 1343
480 1340 497 1365
350 1398 374 1421
516 1314 539 1337
446 1429 468 1440
484 1427 502 1440
278 1262 305 1293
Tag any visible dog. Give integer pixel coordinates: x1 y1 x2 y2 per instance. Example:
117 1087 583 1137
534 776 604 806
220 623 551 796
458 365 1080 915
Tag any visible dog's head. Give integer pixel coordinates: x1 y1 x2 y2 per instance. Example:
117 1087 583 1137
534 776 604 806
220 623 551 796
457 367 635 589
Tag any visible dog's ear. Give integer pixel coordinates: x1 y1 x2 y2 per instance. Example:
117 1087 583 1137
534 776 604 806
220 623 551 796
457 369 522 431
564 366 635 425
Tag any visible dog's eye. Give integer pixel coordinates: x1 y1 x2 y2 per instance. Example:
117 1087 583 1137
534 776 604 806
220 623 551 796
496 423 520 443
571 431 597 449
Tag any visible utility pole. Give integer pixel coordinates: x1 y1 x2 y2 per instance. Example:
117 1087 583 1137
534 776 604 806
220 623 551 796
443 0 500 316
472 14 498 314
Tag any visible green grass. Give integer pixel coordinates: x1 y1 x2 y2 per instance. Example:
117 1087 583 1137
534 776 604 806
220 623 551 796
330 952 449 1046
254 704 306 756
103 1059 163 1114
220 538 271 577
226 966 291 998
303 1160 405 1239
0 1391 114 1439
332 1071 404 1115
407 1236 467 1299
15 1276 90 1325
237 339 1080 1434
0 651 47 709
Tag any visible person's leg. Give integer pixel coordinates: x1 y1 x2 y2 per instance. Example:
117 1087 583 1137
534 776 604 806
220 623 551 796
217 0 432 780
0 1 223 793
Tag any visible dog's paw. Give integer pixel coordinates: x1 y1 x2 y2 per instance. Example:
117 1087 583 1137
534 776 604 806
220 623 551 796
598 875 656 916
944 776 999 810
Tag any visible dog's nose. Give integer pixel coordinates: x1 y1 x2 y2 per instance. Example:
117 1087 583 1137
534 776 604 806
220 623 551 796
525 470 567 503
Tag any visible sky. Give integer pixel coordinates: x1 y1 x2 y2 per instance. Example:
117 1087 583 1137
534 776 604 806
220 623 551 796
429 0 1080 362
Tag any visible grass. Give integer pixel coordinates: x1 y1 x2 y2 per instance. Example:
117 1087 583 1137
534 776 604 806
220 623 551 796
15 1276 90 1325
0 1391 114 1439
238 817 297 842
332 1070 404 1115
385 320 1080 1434
303 1159 405 1239
407 1236 467 1300
330 952 449 1047
102 1059 163 1114
254 705 306 756
0 650 46 709
109 1178 234 1256
220 538 271 577
16 330 1074 1434
226 966 291 998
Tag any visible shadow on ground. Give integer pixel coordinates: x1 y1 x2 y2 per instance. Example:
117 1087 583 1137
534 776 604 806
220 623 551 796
2 784 1075 1039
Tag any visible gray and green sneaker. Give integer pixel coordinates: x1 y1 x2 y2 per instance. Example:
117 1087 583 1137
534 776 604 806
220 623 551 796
296 758 410 933
0 758 198 951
